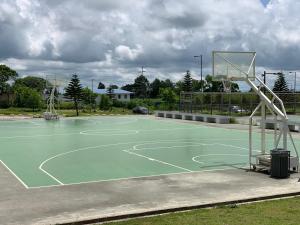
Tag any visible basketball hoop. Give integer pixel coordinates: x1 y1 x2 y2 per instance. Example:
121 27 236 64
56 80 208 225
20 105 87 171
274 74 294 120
43 75 67 120
211 50 299 173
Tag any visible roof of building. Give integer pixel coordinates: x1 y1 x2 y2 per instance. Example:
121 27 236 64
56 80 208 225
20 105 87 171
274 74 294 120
94 89 133 94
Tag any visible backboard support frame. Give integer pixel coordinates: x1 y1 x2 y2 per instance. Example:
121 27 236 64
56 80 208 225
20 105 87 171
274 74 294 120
212 51 256 81
211 50 299 173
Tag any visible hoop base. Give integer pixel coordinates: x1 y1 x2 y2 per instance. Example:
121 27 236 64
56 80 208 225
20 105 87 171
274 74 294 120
44 112 59 120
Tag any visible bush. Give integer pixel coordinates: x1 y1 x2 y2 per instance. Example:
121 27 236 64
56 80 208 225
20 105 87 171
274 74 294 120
82 105 92 113
99 95 112 110
113 100 126 108
159 88 177 110
59 101 74 110
126 100 138 109
13 85 43 111
0 100 10 108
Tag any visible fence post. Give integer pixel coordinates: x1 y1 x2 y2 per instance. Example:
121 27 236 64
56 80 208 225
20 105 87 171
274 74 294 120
210 93 213 115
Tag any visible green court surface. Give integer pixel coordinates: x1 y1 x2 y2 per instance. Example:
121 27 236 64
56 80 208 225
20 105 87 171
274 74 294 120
0 116 298 189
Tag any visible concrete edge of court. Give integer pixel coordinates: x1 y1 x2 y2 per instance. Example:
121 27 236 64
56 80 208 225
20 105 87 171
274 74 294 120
1 160 300 225
55 191 300 225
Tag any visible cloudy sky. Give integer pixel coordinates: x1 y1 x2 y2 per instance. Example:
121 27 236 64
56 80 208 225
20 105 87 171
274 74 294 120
0 0 300 90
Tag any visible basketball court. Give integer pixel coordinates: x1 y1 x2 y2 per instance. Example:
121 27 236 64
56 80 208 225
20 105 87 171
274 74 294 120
0 116 298 189
1 51 300 224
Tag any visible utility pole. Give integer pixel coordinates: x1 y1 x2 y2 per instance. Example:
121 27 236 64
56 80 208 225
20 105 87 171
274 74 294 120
141 66 146 76
261 71 282 93
194 55 203 92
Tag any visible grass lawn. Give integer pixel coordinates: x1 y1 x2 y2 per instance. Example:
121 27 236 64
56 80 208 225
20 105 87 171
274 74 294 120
102 197 300 225
0 107 133 117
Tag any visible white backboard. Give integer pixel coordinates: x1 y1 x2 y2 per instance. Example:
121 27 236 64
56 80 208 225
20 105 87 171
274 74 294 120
212 51 256 81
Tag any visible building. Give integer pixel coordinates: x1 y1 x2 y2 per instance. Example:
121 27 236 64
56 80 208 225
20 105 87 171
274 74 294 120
94 89 133 103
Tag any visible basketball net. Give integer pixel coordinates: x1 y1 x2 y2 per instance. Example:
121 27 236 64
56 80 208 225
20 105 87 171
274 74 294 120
222 79 231 93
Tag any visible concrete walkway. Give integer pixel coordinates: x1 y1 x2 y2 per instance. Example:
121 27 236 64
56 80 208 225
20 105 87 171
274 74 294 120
1 161 300 225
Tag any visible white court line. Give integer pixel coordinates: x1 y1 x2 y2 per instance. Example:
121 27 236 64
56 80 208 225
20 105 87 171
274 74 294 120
79 127 207 136
28 120 42 126
12 138 252 188
0 125 46 129
29 167 236 189
133 143 209 151
73 117 138 125
133 142 261 153
192 154 248 164
0 160 29 189
80 129 139 136
39 138 230 184
0 132 79 139
36 138 255 188
192 156 205 164
123 149 193 172
0 126 208 139
38 164 64 185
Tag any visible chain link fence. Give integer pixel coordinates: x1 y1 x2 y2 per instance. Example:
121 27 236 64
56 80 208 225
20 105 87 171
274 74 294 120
180 92 300 116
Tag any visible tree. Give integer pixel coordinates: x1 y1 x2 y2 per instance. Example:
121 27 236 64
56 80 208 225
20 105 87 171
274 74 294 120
0 65 18 106
192 79 202 92
0 65 18 92
183 70 193 92
161 79 174 89
273 73 289 93
133 75 150 98
107 85 115 99
149 78 174 98
14 76 47 93
25 90 43 111
13 85 42 111
150 78 161 98
160 87 177 110
1 83 12 106
204 75 222 92
98 82 105 89
110 84 119 89
81 87 98 111
204 75 239 92
175 80 184 95
64 74 83 116
121 83 135 92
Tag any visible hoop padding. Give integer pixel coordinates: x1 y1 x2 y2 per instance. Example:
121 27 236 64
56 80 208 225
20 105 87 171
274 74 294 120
212 51 256 81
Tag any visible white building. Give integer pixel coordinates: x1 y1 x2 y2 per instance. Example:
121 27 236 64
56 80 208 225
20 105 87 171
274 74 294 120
95 89 133 103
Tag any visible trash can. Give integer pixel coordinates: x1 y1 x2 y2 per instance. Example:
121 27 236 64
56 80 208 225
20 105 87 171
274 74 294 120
270 149 290 178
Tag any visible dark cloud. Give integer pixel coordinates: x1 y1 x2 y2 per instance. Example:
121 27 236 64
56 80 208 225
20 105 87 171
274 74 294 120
0 0 299 90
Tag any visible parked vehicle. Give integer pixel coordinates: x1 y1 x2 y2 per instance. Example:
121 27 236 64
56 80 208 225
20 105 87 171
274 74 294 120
230 105 247 113
132 106 149 114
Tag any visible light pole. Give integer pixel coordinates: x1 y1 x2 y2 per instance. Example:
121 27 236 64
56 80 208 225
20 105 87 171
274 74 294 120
91 79 95 112
194 55 203 92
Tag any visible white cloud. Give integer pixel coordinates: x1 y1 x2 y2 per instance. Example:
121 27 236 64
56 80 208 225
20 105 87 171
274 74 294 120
115 45 143 61
0 0 299 90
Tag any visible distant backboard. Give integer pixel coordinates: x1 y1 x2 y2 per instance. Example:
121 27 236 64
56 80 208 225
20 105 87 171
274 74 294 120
45 75 68 88
212 51 256 81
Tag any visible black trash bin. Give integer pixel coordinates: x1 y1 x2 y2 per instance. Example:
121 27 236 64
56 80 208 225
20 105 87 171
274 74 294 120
270 149 290 178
